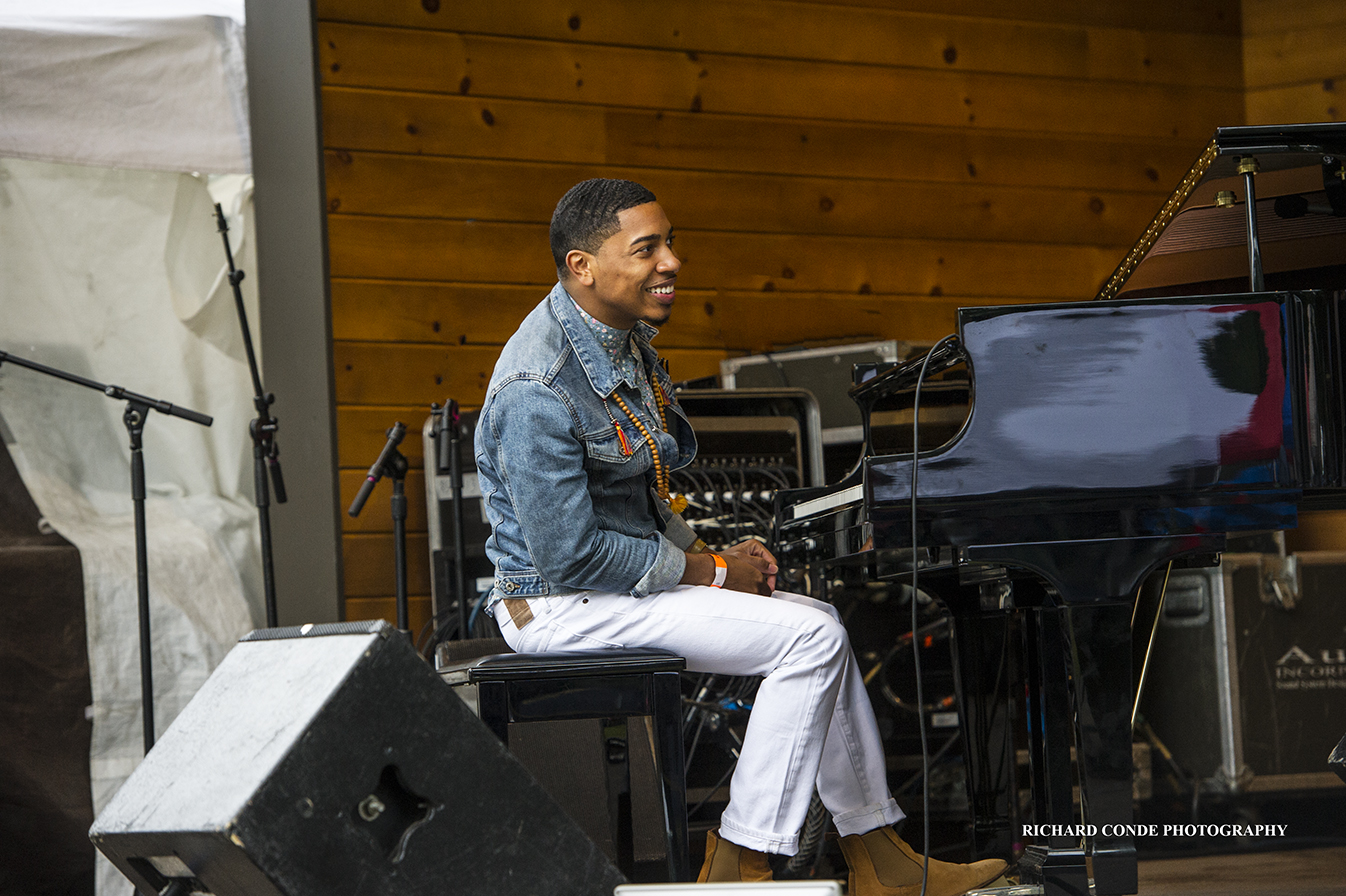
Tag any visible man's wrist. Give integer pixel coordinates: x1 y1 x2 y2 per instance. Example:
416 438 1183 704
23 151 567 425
709 553 728 588
679 551 714 587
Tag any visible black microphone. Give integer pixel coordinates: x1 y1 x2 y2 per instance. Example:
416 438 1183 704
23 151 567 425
348 422 406 517
1275 194 1309 219
1274 194 1338 219
268 446 287 504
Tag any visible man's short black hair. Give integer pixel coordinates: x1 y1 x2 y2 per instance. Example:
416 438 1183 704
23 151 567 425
550 178 657 277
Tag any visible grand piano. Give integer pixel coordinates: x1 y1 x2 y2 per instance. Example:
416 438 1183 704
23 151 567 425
773 123 1346 896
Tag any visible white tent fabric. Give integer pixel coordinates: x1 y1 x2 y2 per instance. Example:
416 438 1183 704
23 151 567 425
0 3 258 893
0 159 263 896
0 0 249 174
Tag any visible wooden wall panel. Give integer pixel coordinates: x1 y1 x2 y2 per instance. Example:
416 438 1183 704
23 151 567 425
1241 0 1346 36
1243 0 1346 125
325 152 1159 245
318 23 1238 140
1243 22 1346 88
344 532 431 596
346 596 434 639
1246 82 1344 124
328 216 1119 300
338 406 429 468
321 88 608 163
315 0 1251 626
335 340 727 409
782 0 1239 34
316 0 1240 77
332 340 501 407
330 280 1018 352
323 91 1199 192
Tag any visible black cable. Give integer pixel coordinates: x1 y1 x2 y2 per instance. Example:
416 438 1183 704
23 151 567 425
710 470 728 525
892 732 963 797
973 616 1012 813
683 673 710 731
878 614 953 714
415 616 438 658
689 755 739 820
692 469 719 519
712 469 741 539
736 468 749 539
910 333 960 896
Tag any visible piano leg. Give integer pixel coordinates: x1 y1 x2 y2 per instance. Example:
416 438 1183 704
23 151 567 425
1019 605 1089 896
958 535 1221 895
948 604 1016 860
1066 601 1137 896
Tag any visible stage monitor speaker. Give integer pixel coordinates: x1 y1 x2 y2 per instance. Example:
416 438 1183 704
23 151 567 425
719 340 908 441
90 621 625 896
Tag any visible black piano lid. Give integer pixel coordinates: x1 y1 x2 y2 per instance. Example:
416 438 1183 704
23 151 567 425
1097 122 1346 302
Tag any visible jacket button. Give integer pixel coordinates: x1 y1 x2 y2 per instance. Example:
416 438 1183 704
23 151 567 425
503 582 518 593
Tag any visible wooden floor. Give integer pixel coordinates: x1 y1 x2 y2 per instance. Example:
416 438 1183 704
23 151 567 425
1136 845 1346 895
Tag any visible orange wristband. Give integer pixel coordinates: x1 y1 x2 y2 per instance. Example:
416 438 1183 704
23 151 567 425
709 553 728 588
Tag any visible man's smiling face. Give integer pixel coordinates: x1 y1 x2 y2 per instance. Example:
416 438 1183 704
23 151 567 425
568 201 680 330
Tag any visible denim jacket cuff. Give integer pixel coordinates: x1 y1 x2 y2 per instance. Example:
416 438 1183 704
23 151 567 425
632 534 687 597
660 510 701 552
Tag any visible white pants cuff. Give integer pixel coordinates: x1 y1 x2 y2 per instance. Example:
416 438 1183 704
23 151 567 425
833 797 906 838
718 817 801 856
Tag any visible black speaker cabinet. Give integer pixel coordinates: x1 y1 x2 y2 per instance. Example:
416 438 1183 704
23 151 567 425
1139 554 1346 793
90 621 624 895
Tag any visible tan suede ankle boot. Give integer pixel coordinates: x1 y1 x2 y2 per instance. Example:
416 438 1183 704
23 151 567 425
696 828 774 882
838 826 1007 896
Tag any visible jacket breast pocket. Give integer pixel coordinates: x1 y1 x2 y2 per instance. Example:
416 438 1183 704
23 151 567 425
584 426 638 466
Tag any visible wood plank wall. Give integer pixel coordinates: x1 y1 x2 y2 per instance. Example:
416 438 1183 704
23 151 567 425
314 0 1246 630
1243 0 1346 124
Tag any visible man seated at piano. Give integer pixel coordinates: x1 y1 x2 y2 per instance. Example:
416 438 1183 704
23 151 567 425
473 177 1008 895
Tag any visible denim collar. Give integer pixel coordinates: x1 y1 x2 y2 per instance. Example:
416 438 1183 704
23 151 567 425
549 282 660 398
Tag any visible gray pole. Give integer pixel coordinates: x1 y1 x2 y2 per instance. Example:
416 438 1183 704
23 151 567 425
241 0 343 625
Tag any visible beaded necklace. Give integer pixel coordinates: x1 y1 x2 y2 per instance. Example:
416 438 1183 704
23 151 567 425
603 373 688 513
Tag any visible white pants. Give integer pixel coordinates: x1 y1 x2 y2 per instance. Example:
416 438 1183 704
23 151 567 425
494 585 905 855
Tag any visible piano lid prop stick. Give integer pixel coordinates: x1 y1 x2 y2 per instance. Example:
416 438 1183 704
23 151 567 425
1238 155 1265 292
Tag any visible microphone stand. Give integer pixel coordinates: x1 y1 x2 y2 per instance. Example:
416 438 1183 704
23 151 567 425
348 423 409 632
0 351 212 754
432 400 472 641
213 203 286 628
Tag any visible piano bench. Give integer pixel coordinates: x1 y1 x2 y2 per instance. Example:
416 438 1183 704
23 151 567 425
436 643 690 882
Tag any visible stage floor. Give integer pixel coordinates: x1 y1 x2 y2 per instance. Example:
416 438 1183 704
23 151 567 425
1136 845 1346 895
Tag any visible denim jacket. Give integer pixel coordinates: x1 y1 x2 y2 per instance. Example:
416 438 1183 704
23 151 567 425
475 284 700 603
